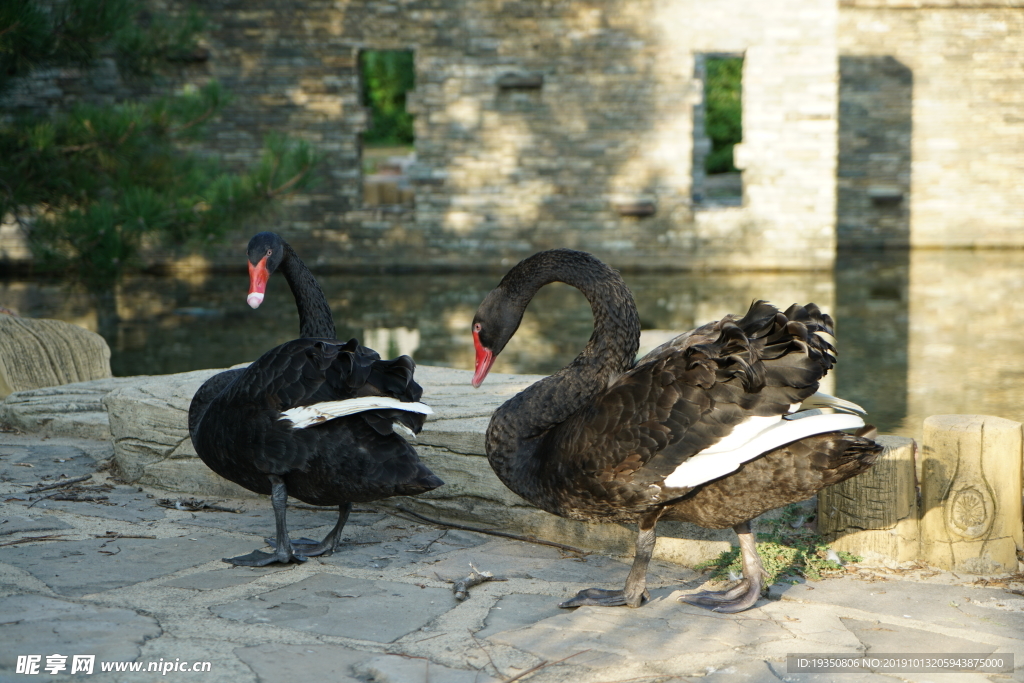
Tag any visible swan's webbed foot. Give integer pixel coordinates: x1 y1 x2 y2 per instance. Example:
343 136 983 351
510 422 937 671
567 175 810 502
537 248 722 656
681 521 763 613
223 547 308 567
561 510 662 609
225 475 312 566
559 587 650 609
264 503 351 558
263 536 333 557
680 578 760 613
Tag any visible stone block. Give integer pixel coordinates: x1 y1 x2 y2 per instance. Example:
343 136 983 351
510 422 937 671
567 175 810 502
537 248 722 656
919 415 1023 574
0 315 112 398
103 367 256 498
0 377 135 439
94 363 737 565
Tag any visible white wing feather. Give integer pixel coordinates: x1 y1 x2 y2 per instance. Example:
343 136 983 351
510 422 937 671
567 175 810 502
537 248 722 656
662 411 866 489
280 397 433 429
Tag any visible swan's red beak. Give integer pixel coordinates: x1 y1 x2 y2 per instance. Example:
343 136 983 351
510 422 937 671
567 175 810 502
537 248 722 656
247 257 270 309
472 330 494 388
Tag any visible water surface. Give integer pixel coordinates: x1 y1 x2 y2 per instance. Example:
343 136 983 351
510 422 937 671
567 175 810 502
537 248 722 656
4 248 1023 442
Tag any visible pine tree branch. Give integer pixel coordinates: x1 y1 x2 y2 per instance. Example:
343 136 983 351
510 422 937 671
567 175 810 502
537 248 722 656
59 120 136 153
265 164 313 199
0 22 21 41
168 104 218 135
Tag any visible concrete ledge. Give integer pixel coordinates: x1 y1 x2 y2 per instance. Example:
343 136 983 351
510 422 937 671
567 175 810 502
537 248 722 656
103 366 256 499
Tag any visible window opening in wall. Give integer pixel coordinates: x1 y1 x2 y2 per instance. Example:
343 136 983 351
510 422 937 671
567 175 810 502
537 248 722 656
693 53 743 206
359 49 415 207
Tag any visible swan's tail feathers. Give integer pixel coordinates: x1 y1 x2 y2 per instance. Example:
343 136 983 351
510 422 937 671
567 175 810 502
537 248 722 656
663 411 866 489
396 466 445 496
369 355 423 402
798 391 866 415
280 397 433 430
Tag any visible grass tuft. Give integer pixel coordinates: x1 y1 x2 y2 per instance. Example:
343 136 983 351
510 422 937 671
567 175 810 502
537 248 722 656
694 503 863 587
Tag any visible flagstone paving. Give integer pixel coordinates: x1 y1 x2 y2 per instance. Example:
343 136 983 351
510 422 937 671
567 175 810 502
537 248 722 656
2 431 1023 683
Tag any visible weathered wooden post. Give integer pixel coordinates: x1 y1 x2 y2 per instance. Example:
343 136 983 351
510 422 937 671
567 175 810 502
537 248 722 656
818 435 919 561
920 415 1023 574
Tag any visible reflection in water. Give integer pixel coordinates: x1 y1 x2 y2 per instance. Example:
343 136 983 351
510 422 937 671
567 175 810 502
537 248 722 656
3 249 1024 441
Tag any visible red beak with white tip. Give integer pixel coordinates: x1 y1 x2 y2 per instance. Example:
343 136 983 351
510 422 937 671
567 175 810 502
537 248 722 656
472 330 494 388
247 257 270 309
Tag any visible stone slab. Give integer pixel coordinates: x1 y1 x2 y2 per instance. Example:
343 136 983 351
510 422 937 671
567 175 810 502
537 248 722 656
477 592 567 639
319 525 486 572
0 377 137 440
353 654 501 683
772 579 1024 642
770 667 898 683
234 643 368 683
211 573 453 643
0 444 98 483
1 536 256 597
0 514 72 537
2 430 1024 683
0 594 161 672
487 595 786 670
176 504 342 537
103 368 250 495
841 616 998 656
161 569 268 592
8 484 168 523
424 537 698 598
11 365 736 566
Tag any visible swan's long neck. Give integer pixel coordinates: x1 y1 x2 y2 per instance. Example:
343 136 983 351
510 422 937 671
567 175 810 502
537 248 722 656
279 242 336 339
486 250 640 481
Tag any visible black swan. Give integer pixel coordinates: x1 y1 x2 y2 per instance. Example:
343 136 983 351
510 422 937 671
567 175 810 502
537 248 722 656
470 249 880 612
188 232 443 566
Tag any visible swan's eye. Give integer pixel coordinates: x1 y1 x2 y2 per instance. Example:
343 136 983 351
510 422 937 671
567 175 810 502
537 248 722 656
473 323 482 333
266 249 273 257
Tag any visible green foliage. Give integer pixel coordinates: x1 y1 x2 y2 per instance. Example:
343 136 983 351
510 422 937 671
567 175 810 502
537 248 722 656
0 0 204 93
704 56 743 174
360 50 415 146
1 83 320 282
694 504 863 587
0 3 319 282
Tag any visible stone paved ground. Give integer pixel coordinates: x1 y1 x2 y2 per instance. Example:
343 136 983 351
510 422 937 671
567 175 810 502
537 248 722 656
2 430 1024 683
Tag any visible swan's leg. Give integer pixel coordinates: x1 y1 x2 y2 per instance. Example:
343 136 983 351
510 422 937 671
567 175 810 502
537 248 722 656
225 475 307 566
681 521 763 613
268 503 351 557
307 502 351 556
559 509 662 609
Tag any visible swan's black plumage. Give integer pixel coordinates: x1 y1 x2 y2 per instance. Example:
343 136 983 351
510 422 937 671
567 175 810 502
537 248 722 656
188 232 442 566
471 249 880 611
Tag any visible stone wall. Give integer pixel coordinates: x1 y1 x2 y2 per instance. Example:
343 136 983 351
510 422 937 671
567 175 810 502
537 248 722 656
1 0 840 271
188 0 841 271
839 1 1024 247
5 1 1022 268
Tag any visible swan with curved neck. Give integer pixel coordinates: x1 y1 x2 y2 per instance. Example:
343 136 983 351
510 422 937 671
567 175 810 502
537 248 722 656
246 231 335 339
472 249 879 611
188 232 442 567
